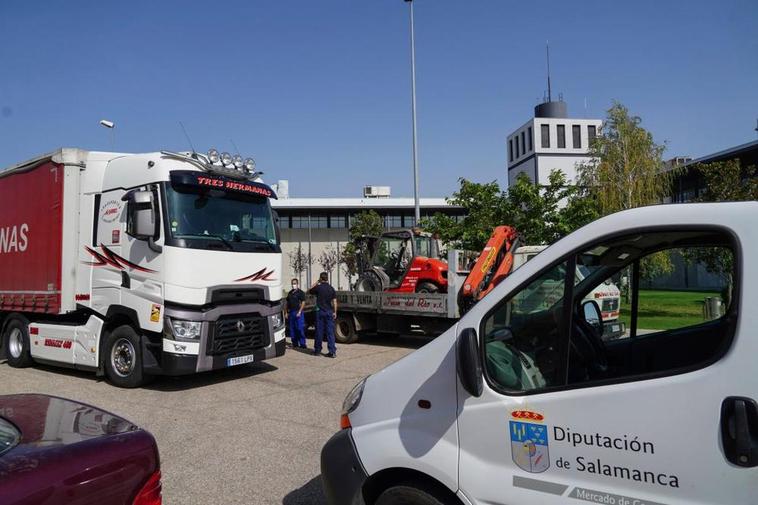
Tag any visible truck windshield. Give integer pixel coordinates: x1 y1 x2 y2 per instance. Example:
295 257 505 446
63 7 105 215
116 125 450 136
164 184 278 252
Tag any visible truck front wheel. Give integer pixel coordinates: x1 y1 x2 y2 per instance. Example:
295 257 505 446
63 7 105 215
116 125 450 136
104 325 148 388
3 317 33 368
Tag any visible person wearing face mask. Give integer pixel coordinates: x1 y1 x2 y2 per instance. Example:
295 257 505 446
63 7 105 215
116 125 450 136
286 278 306 349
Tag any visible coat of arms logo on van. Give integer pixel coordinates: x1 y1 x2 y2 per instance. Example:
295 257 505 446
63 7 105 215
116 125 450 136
510 410 549 473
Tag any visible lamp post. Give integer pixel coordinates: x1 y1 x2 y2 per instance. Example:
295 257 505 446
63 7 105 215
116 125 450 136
404 0 421 225
99 119 115 150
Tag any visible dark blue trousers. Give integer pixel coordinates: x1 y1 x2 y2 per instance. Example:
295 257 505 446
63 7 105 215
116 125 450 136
315 310 336 355
288 309 306 347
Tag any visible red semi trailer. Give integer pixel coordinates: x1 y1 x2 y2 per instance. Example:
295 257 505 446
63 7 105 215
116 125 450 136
0 159 66 314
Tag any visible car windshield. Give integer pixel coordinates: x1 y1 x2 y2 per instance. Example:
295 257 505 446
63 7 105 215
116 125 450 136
0 418 21 457
165 184 277 251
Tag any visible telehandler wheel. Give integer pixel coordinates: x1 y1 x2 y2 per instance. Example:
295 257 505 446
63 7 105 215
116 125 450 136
334 314 358 344
3 317 33 368
416 282 440 293
103 325 150 388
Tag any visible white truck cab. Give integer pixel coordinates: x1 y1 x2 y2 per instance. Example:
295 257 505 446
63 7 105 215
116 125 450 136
321 202 757 505
0 148 285 387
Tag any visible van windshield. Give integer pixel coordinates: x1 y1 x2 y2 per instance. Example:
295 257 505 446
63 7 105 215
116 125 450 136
164 184 279 253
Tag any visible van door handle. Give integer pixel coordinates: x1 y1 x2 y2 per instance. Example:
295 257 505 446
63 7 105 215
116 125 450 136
720 396 758 467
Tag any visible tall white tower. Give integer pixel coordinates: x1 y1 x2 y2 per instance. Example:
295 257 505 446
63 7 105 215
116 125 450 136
506 100 602 187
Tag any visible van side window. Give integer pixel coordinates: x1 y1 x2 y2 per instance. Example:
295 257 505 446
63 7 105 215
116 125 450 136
482 261 569 393
482 230 738 395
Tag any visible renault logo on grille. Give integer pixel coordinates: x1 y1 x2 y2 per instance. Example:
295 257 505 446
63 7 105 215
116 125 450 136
236 320 245 332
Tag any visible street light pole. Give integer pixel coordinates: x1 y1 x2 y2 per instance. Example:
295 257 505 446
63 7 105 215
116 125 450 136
405 0 421 224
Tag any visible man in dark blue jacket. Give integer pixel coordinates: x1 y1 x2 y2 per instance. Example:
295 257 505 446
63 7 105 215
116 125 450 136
286 278 306 348
309 272 338 358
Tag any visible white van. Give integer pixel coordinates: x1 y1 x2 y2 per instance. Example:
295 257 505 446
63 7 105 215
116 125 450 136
321 202 757 505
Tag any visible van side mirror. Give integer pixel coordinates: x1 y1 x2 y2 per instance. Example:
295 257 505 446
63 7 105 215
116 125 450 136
581 300 603 336
123 190 156 240
456 328 483 397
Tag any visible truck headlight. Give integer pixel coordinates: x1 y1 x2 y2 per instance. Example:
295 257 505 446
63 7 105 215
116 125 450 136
340 377 368 429
167 318 202 340
270 312 284 330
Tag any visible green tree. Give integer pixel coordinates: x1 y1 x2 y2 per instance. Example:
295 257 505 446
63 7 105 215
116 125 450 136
340 211 384 283
693 159 757 203
578 101 676 287
577 101 671 214
422 170 598 251
685 159 757 306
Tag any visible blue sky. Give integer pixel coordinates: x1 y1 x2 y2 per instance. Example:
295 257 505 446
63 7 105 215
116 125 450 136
1 0 756 197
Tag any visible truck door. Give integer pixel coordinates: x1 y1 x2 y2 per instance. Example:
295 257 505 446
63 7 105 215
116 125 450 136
89 187 163 322
457 228 757 505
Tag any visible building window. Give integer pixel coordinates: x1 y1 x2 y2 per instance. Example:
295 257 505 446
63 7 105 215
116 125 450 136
291 216 309 229
541 124 550 148
311 215 328 228
515 135 520 158
527 127 533 151
385 215 403 228
572 125 581 149
508 139 513 162
588 125 597 144
329 215 346 228
557 124 566 148
521 131 526 154
403 215 416 227
279 215 291 229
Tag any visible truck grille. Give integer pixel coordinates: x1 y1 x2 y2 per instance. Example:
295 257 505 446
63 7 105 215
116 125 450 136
209 315 269 355
601 299 619 312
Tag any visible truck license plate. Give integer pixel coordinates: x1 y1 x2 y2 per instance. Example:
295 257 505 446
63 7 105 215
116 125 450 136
227 354 255 367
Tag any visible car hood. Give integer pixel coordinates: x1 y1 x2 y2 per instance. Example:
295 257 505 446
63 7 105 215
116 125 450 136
0 394 138 447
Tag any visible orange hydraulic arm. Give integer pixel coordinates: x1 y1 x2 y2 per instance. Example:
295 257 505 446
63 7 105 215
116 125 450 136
459 226 519 311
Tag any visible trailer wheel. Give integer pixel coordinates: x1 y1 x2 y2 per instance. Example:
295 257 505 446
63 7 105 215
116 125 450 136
3 317 33 368
104 325 147 388
334 314 358 344
416 282 439 293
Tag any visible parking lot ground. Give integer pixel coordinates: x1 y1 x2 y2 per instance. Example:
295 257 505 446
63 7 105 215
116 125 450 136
0 334 426 505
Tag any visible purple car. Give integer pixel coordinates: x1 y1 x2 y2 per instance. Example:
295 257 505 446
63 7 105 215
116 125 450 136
0 394 161 505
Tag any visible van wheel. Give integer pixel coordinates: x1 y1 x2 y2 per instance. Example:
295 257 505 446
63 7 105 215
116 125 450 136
104 325 147 388
416 282 439 294
3 317 33 368
334 314 358 344
375 482 454 505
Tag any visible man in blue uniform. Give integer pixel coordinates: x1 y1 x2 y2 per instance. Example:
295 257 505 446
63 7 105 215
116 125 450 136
286 278 306 348
309 272 338 358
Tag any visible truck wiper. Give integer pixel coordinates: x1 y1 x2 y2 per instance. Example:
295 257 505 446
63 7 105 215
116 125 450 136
206 234 234 250
239 238 277 251
178 233 234 250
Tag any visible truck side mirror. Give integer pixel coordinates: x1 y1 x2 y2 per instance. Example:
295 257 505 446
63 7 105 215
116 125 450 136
123 190 156 240
456 327 483 397
272 210 282 245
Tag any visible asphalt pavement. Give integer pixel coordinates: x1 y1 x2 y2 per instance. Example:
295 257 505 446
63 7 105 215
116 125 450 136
0 334 426 505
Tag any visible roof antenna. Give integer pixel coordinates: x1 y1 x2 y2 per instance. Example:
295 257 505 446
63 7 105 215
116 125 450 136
546 41 552 103
230 139 242 157
179 121 197 158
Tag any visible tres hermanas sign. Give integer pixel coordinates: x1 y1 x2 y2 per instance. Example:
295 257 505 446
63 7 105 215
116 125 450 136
170 171 277 199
